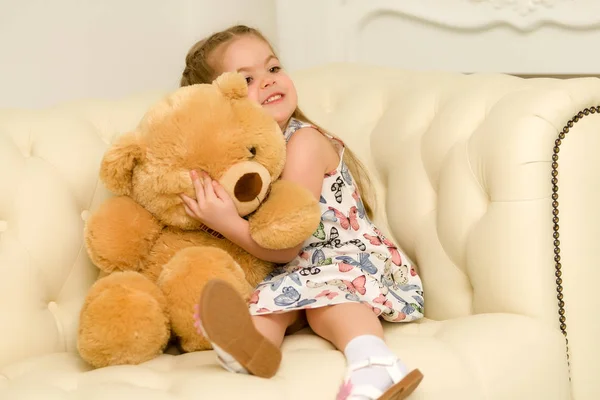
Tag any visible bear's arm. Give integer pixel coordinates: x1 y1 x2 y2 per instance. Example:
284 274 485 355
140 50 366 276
248 179 320 250
84 196 163 273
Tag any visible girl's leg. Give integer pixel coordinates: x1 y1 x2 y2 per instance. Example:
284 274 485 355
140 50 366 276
306 303 422 400
194 279 300 378
251 311 301 348
305 302 384 350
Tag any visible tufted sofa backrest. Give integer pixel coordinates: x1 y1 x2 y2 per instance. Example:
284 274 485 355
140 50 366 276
1 65 599 386
292 65 600 383
0 93 166 368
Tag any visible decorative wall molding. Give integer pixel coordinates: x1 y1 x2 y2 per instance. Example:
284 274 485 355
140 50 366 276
276 0 600 75
469 0 573 16
354 1 600 32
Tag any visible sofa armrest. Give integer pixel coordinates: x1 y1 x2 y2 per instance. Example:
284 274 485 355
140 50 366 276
370 74 600 400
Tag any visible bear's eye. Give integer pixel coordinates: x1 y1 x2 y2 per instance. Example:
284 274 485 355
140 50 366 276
248 146 257 157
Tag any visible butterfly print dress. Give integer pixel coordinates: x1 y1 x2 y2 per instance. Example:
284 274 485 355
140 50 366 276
248 119 424 322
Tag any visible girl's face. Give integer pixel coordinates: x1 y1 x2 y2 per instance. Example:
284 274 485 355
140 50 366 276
219 36 298 130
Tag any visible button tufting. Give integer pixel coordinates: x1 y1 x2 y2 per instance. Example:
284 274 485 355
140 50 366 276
81 210 91 221
0 221 7 232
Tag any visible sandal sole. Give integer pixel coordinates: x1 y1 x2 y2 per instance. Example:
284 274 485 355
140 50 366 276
199 279 281 378
379 369 424 400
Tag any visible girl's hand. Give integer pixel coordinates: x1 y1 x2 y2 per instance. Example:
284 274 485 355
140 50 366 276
180 170 241 233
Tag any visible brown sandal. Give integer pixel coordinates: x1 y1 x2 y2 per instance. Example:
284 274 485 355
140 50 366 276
197 279 282 378
336 357 423 400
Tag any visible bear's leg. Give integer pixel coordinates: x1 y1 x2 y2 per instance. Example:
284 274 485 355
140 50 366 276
158 246 253 352
77 271 170 368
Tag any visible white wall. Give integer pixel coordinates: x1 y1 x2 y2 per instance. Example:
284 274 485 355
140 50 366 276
276 0 600 77
0 0 277 109
5 0 598 110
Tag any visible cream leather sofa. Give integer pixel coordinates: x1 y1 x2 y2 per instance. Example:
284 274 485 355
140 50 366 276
1 63 599 400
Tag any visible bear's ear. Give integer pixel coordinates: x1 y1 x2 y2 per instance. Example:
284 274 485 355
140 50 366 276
214 72 248 100
99 131 144 196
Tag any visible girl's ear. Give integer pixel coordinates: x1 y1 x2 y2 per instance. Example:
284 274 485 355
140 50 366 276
100 131 144 196
213 72 248 100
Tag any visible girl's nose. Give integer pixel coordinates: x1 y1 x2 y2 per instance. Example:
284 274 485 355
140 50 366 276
261 76 275 89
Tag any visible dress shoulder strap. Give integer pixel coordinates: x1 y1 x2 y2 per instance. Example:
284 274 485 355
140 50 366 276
283 118 313 142
283 117 346 157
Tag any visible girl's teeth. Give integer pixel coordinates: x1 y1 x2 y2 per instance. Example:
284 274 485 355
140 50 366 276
265 95 281 104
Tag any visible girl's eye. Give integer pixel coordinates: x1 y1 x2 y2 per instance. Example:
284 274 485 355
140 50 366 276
245 76 253 84
269 66 281 73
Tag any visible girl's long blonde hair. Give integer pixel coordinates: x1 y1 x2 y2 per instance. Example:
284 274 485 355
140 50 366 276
180 25 376 219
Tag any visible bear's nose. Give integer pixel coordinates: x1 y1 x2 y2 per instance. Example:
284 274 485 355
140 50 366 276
234 172 263 202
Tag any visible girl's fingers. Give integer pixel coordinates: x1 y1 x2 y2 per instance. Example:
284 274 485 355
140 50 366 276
180 194 199 216
183 203 196 218
202 171 217 201
179 193 192 208
212 180 230 201
191 170 205 207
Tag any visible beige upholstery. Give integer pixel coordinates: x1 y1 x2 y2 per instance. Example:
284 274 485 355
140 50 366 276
1 63 599 399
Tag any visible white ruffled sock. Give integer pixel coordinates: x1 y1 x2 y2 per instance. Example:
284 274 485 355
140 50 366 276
342 335 408 399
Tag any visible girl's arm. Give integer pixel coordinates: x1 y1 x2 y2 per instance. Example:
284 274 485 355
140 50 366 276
219 127 337 263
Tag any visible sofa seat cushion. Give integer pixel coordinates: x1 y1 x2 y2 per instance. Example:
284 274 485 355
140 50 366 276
0 313 569 400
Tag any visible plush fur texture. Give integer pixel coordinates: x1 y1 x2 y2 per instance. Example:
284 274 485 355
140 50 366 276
77 72 321 368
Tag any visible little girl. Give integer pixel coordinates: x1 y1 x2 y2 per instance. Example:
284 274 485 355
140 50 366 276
179 25 425 400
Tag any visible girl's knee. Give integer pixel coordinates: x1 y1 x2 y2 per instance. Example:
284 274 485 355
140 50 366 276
305 305 335 328
306 303 381 328
256 310 302 327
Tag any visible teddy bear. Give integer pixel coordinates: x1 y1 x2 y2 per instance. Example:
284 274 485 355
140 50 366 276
76 72 321 369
